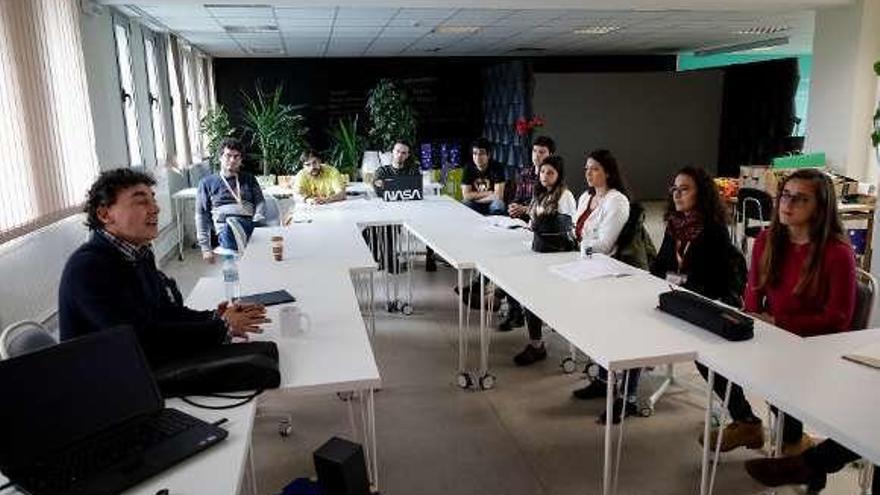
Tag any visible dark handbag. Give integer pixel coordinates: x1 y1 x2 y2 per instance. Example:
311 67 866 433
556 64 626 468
657 290 754 341
531 213 577 253
154 341 281 398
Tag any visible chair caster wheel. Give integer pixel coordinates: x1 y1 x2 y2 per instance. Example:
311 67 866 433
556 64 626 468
639 407 654 418
278 422 292 437
456 372 473 389
561 357 577 374
479 373 496 390
401 303 413 315
585 363 601 379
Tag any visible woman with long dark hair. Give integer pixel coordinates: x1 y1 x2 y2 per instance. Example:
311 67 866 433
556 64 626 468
651 166 738 303
700 168 857 457
513 155 576 366
574 149 630 255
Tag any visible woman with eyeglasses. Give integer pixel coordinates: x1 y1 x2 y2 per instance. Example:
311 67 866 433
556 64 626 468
513 155 577 366
651 167 738 303
699 168 857 459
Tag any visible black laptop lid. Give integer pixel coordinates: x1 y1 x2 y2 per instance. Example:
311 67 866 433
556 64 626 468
380 175 423 201
0 328 162 470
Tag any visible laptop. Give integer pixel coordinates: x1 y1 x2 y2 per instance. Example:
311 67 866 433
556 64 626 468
0 328 228 495
378 175 423 202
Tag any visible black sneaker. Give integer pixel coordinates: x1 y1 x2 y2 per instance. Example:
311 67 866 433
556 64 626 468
425 257 437 272
513 344 547 366
572 380 607 400
596 398 640 425
498 311 524 332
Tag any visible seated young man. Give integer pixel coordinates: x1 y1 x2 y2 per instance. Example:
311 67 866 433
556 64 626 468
196 137 265 263
461 138 506 216
293 149 347 205
59 168 267 366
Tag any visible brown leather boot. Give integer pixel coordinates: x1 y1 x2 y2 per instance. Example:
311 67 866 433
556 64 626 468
745 454 827 491
699 420 764 452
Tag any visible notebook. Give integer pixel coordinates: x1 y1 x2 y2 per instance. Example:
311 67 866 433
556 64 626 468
842 341 880 370
0 328 228 495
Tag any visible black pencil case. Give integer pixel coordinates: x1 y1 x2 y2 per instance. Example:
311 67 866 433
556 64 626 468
658 290 754 341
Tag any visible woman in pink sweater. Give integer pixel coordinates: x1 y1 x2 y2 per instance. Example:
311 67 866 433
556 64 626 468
701 168 856 456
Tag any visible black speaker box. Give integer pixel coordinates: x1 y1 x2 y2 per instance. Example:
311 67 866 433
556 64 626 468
313 436 371 495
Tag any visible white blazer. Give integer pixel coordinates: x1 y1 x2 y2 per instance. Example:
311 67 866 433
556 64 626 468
574 189 630 255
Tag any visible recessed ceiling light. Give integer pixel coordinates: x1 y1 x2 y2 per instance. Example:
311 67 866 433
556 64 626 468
573 26 621 35
247 47 283 55
734 26 789 35
433 26 480 34
224 25 279 33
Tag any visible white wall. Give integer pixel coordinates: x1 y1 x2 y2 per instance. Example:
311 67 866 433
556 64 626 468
804 0 880 182
533 71 724 199
0 216 88 328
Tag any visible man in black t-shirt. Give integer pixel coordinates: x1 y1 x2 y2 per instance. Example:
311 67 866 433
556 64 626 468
461 138 506 215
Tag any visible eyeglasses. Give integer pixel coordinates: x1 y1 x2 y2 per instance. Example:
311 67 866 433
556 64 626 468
779 191 812 206
668 186 692 195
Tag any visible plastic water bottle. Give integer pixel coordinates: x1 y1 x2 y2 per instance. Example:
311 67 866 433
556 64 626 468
222 255 240 303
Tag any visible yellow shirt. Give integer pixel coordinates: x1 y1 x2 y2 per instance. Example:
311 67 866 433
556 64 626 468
293 165 346 199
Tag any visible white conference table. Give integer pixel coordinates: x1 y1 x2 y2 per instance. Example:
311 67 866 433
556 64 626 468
0 399 257 495
697 326 880 494
186 264 382 488
475 252 730 495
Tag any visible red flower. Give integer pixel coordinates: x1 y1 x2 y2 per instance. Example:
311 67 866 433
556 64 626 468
530 116 545 128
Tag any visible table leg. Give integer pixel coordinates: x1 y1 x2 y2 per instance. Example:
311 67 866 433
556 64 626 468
700 369 715 495
603 369 616 495
367 388 378 492
248 441 258 495
369 271 376 338
613 370 631 494
176 196 185 261
708 381 733 495
457 268 465 375
479 273 486 375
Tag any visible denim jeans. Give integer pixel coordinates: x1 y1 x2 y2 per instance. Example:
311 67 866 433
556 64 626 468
463 198 506 216
218 217 255 251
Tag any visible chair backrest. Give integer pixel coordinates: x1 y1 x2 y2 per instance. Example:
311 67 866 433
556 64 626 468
737 188 774 222
851 268 877 331
0 320 56 359
262 195 282 227
188 161 213 188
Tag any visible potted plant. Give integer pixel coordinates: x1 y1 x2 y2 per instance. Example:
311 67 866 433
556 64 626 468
242 85 308 187
365 79 417 177
328 115 366 182
199 105 235 171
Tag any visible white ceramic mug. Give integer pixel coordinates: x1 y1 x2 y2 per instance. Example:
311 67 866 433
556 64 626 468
280 305 311 337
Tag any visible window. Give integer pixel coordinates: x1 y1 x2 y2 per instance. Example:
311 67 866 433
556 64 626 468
166 36 189 166
181 46 202 163
0 0 98 243
112 20 142 166
143 34 167 166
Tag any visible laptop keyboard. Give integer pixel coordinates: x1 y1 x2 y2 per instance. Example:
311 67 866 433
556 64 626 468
17 408 202 494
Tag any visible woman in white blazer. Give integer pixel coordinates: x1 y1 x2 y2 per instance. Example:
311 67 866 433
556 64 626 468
569 150 642 424
573 149 630 256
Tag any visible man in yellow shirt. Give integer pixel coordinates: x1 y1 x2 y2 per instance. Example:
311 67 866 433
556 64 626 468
293 149 346 205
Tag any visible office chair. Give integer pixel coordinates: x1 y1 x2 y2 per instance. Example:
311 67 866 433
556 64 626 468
262 195 283 227
0 320 56 359
736 188 773 258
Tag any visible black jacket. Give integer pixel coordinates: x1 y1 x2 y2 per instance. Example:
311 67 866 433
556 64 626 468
58 233 227 365
650 222 732 301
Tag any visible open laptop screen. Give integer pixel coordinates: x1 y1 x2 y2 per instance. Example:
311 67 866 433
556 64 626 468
0 328 162 469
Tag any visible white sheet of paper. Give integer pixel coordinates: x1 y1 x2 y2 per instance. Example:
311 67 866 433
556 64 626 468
548 254 635 283
843 341 880 370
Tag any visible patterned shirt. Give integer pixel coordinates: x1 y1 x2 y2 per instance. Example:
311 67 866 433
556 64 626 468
293 164 346 199
512 165 539 205
95 229 151 263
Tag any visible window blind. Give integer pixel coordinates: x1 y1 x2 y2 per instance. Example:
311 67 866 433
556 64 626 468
0 0 99 244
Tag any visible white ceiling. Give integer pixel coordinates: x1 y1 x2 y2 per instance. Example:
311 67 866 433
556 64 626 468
99 1 832 58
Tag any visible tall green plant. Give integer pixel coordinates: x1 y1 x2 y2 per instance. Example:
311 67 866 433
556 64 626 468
366 79 417 151
328 115 366 180
199 105 234 168
242 86 308 176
